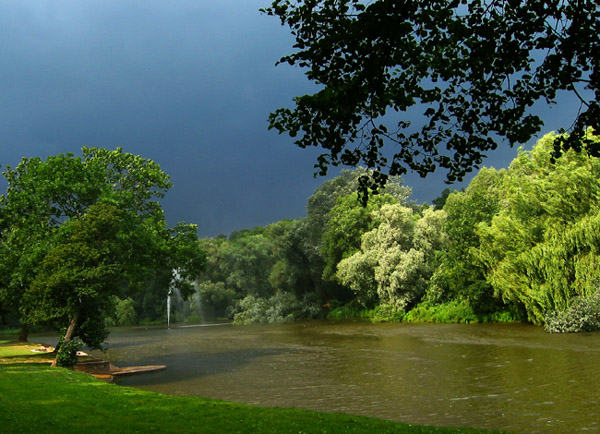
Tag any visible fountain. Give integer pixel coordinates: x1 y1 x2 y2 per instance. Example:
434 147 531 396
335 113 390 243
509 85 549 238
167 288 172 329
167 269 181 329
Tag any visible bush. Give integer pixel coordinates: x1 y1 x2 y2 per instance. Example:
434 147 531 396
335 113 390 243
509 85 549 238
56 338 82 368
544 291 600 333
326 303 405 322
369 304 405 322
404 300 521 324
233 292 323 325
327 305 373 320
327 300 519 324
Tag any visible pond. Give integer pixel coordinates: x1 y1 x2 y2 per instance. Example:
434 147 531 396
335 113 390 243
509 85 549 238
42 321 600 433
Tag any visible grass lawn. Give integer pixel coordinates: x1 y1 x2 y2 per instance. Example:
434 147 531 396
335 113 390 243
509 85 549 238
0 340 512 434
0 340 55 362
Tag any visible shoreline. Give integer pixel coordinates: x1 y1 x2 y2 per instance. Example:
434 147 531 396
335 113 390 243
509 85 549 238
0 339 512 433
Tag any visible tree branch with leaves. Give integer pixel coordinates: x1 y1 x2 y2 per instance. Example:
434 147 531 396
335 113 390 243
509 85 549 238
262 0 599 194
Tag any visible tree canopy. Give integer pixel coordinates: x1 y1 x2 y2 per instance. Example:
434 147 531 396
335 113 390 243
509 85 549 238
473 131 600 323
262 0 600 191
0 148 205 359
337 204 446 309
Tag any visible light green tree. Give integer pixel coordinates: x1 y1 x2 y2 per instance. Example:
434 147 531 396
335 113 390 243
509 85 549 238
321 192 399 284
306 167 411 233
337 204 446 310
474 131 600 324
305 167 412 303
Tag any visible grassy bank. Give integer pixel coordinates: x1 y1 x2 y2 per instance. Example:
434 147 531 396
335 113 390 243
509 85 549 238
0 341 511 434
328 300 519 324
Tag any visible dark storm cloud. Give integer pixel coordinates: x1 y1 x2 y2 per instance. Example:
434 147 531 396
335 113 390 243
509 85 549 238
0 0 325 236
0 1 584 237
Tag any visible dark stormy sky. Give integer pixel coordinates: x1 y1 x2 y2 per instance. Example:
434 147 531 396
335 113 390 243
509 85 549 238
0 1 584 237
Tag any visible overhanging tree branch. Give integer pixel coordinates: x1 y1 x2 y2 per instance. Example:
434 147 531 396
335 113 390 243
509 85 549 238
262 0 600 191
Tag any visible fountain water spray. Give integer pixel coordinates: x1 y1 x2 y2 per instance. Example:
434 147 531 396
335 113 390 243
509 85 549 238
167 288 172 329
167 269 180 329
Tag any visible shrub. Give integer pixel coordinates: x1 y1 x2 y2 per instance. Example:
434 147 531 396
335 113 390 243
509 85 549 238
327 305 373 320
544 291 600 333
55 338 82 368
369 304 405 322
404 300 479 323
404 300 519 324
233 292 323 325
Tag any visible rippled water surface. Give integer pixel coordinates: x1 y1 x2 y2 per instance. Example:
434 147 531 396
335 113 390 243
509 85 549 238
74 321 599 433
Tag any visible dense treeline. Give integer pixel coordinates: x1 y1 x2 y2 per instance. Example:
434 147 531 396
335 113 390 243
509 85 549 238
190 168 414 324
2 132 599 336
187 131 600 331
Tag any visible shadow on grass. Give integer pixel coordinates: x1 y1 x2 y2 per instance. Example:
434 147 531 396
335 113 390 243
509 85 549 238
1 361 49 366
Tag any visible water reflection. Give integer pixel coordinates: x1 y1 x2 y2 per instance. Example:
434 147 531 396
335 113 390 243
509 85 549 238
76 321 600 433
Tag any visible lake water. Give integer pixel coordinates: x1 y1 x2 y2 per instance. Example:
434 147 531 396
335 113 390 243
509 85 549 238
56 321 600 433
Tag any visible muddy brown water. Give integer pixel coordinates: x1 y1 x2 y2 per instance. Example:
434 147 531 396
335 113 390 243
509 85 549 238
37 321 600 433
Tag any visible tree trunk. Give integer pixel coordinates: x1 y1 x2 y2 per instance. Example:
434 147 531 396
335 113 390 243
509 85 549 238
303 256 329 306
0 308 7 326
63 312 79 343
17 323 30 342
51 310 80 368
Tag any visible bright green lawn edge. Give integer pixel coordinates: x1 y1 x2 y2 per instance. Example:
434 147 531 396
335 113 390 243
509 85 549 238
0 342 513 434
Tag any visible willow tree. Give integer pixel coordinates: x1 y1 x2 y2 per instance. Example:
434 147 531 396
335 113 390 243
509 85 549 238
262 0 599 193
474 131 600 324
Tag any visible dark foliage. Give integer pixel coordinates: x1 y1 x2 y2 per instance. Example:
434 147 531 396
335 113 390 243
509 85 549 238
262 0 600 194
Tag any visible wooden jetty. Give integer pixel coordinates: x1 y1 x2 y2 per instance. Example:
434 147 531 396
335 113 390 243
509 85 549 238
74 358 165 382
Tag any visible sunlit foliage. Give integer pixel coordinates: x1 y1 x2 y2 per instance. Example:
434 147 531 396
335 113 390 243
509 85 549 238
337 204 446 310
474 131 600 324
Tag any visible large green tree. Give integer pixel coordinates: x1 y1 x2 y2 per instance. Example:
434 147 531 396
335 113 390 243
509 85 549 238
0 148 205 354
306 167 411 230
427 167 507 313
305 168 411 301
0 152 105 340
321 192 398 283
262 0 599 191
266 218 328 303
24 203 128 358
474 131 600 324
337 204 447 309
194 229 276 318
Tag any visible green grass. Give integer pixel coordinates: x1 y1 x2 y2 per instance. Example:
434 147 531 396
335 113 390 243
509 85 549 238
0 340 54 363
0 342 512 434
